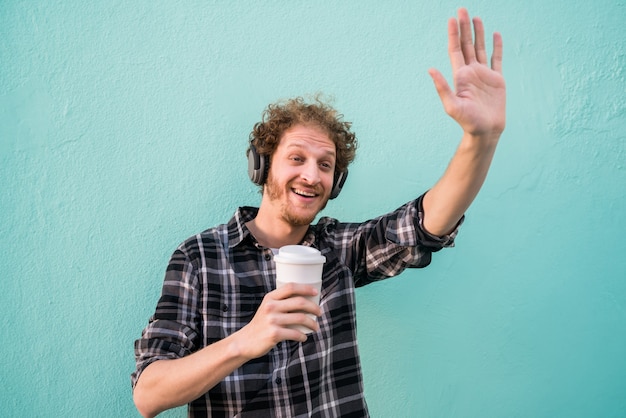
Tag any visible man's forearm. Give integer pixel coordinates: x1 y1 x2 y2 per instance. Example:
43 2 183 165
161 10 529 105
133 333 251 418
422 132 500 236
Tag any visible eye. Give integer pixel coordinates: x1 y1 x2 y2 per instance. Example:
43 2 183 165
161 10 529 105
319 162 333 171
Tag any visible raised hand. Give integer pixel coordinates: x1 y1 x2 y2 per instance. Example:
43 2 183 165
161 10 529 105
428 8 506 140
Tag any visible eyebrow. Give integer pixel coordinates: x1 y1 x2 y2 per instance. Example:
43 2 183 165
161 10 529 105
285 142 336 158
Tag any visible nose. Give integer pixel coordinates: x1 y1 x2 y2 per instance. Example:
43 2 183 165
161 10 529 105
300 162 321 185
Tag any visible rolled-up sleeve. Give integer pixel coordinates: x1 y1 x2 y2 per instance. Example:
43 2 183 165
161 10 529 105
415 192 463 250
131 247 201 389
326 193 463 286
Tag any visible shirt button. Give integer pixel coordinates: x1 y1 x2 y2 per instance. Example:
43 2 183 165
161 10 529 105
265 254 271 261
275 377 282 385
222 305 229 312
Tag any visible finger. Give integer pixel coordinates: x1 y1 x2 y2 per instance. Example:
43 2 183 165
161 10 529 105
281 296 321 316
284 329 309 343
272 282 319 300
266 323 309 344
266 290 321 316
457 8 475 64
491 32 503 73
447 17 464 73
473 17 487 64
279 312 320 333
428 68 454 109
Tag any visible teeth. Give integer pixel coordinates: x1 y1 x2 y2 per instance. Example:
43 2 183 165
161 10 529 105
294 189 316 197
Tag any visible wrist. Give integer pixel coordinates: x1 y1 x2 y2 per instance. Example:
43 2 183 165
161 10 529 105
227 324 271 362
460 131 500 154
225 329 253 362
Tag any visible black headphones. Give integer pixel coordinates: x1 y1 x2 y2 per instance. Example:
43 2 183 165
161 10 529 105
247 143 348 199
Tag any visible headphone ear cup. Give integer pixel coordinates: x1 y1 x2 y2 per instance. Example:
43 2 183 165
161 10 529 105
330 170 348 199
248 144 267 185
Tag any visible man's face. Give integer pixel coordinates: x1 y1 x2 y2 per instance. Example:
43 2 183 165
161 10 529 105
264 124 336 227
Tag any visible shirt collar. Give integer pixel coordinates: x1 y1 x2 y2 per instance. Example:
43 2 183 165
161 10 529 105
227 206 258 248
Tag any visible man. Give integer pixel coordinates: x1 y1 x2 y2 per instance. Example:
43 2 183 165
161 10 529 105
132 8 505 417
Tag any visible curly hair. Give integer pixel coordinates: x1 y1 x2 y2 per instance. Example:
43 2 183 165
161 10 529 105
248 96 358 174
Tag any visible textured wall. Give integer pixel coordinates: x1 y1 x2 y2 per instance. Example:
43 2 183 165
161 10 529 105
1 1 624 417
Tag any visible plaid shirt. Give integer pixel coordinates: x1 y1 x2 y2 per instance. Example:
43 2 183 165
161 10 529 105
132 194 460 417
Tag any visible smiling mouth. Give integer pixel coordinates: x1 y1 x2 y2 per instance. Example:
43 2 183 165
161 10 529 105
292 188 318 198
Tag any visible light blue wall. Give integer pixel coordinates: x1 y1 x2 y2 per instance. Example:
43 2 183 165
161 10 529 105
1 1 624 417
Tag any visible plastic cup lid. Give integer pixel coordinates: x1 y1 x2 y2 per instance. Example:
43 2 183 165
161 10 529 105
273 245 326 264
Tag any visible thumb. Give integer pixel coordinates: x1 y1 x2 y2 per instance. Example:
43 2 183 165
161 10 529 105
428 68 454 108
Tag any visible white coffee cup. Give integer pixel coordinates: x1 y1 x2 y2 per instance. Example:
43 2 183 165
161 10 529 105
274 245 326 334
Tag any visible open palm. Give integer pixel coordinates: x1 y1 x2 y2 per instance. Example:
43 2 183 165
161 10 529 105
429 8 506 139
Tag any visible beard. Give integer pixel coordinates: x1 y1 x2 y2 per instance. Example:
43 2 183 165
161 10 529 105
265 172 328 227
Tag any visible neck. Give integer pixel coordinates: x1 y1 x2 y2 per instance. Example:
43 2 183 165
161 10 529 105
246 214 308 249
246 194 311 248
